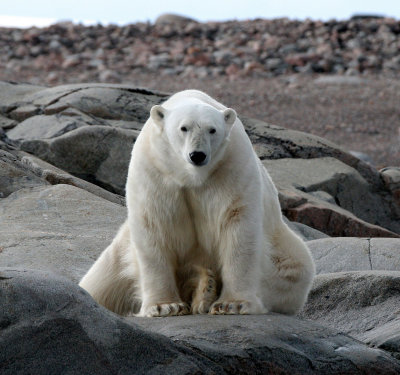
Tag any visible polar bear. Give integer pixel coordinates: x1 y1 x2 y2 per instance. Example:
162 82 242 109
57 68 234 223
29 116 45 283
79 90 315 317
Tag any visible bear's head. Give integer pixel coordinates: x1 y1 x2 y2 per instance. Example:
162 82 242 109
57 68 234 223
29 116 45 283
150 101 236 169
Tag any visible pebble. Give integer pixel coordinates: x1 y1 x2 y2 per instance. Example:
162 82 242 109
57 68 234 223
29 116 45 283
0 16 399 82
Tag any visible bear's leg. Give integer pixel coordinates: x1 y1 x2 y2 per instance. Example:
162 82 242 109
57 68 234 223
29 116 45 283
190 267 218 314
210 221 266 315
79 221 140 315
262 223 315 315
136 249 190 317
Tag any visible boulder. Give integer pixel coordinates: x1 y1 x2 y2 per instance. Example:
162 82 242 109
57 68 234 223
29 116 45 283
0 184 125 283
1 268 399 374
20 125 139 195
300 271 400 360
263 157 400 236
155 13 198 25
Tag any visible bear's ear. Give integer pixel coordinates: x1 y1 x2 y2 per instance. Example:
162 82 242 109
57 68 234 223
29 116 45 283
223 108 237 128
150 105 166 130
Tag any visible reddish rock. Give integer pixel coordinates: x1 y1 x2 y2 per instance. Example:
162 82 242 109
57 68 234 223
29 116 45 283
286 202 400 238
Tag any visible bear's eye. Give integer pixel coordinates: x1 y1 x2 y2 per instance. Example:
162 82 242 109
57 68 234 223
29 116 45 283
209 128 216 134
180 126 188 132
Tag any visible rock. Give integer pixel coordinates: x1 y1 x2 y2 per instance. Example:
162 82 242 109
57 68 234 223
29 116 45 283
307 237 400 274
1 268 399 374
0 268 214 374
283 216 330 241
381 167 400 194
0 184 125 283
0 81 43 113
263 157 400 236
20 125 139 195
300 271 400 360
0 114 17 130
285 199 399 238
155 13 197 25
7 113 87 141
0 146 48 198
18 150 125 205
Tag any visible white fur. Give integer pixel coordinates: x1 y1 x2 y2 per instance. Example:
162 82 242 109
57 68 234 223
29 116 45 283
79 90 315 317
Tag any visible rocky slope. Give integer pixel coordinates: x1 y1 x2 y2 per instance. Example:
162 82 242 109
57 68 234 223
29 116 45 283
1 81 400 373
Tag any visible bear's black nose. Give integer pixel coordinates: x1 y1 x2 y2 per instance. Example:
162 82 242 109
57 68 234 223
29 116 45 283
189 151 207 166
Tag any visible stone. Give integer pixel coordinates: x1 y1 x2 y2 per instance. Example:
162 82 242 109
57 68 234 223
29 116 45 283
0 146 48 198
7 113 87 141
263 157 400 236
308 237 400 274
308 237 372 274
0 184 126 283
0 268 213 375
155 13 198 25
0 114 17 130
18 150 125 206
283 216 329 241
381 167 400 192
285 200 399 238
20 125 139 195
0 81 43 113
300 271 400 360
1 268 399 374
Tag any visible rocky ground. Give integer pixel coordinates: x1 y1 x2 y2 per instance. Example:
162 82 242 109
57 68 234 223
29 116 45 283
1 16 400 373
0 16 399 167
1 82 400 373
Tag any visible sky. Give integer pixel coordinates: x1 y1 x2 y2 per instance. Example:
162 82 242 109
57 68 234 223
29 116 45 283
0 0 399 28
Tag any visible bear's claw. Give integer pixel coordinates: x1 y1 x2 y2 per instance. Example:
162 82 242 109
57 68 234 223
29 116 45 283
142 302 190 317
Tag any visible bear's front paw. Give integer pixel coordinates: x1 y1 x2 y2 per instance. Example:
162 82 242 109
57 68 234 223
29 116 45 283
140 302 190 317
210 298 265 315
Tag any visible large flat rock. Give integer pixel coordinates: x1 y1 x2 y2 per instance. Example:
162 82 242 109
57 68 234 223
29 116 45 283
0 184 125 282
308 237 400 274
1 268 399 375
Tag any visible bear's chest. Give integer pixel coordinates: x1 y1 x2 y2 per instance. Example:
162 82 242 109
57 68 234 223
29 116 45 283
183 186 236 247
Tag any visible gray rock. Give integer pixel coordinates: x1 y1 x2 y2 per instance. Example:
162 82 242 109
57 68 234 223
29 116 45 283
155 13 198 25
20 125 139 195
0 184 125 283
0 146 48 198
1 268 399 374
7 112 87 141
0 114 17 130
370 238 400 271
283 216 329 241
308 237 372 274
18 150 125 205
263 157 400 235
300 271 400 360
0 81 43 113
0 268 214 375
308 237 400 274
381 167 400 193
